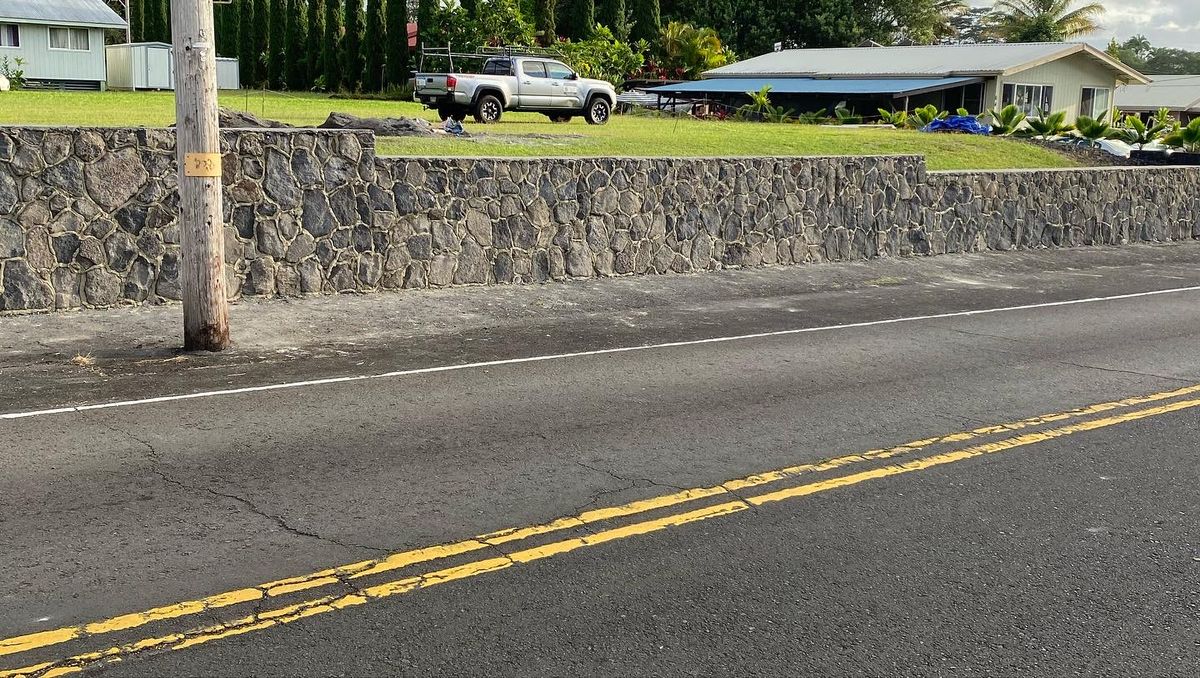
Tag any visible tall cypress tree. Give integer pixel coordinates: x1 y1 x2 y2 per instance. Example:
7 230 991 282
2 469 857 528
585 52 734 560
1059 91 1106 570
143 0 167 43
460 0 478 15
342 0 365 91
362 0 385 91
629 0 660 42
597 0 628 40
534 0 556 44
214 2 237 57
323 0 343 91
308 0 326 86
268 0 287 88
384 0 410 89
252 0 269 85
238 0 257 84
558 0 595 41
130 0 144 42
286 0 310 89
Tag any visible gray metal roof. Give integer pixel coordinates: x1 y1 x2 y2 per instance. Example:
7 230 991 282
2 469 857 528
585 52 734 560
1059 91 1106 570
1115 75 1200 112
0 0 127 29
704 42 1148 84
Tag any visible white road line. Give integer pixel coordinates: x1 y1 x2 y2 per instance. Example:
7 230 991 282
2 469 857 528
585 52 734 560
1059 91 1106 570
4 284 1200 422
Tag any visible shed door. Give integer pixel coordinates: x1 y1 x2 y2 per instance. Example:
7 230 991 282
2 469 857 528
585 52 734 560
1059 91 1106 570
145 47 173 90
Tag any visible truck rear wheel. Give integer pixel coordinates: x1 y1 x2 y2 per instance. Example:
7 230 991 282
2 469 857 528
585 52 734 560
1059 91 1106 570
437 107 467 123
585 97 611 125
474 95 503 124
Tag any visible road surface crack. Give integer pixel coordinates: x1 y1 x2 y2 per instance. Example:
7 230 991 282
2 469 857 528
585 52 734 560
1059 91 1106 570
98 421 389 555
1055 361 1194 384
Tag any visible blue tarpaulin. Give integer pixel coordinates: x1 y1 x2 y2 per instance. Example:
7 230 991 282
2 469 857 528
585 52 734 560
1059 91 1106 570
922 115 992 135
646 77 982 98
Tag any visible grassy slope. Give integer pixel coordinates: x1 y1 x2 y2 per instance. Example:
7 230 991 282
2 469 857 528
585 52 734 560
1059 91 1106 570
0 90 1077 171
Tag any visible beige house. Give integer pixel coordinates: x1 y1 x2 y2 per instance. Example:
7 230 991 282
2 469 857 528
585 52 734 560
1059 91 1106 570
652 43 1149 121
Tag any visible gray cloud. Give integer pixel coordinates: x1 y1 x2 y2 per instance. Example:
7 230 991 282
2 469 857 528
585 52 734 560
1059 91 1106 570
967 0 1200 51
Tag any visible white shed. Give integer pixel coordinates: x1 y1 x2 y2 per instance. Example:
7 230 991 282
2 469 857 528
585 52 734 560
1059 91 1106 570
105 42 240 90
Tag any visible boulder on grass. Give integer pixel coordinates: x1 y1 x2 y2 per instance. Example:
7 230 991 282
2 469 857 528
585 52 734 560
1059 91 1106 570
319 112 435 137
218 108 294 129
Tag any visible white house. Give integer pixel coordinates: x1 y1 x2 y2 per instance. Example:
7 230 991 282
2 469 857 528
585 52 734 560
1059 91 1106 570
0 0 127 90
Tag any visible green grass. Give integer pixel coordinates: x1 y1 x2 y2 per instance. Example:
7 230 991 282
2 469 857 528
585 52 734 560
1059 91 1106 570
0 90 1078 171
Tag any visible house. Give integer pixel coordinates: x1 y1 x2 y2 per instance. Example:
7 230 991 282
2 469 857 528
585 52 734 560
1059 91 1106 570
649 42 1149 121
1115 74 1200 124
0 0 127 90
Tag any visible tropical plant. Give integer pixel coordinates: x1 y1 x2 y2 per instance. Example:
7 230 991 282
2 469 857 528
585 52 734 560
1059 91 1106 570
833 102 862 124
878 109 909 128
1024 110 1074 138
0 56 26 90
1116 114 1167 149
1154 107 1181 134
987 0 1104 42
797 110 829 125
655 22 732 80
906 104 947 129
1163 118 1200 153
556 27 644 86
737 85 794 123
988 104 1027 135
1073 112 1117 146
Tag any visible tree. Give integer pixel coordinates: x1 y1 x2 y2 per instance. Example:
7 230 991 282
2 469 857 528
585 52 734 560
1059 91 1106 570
533 0 557 44
214 1 239 57
988 0 1104 42
286 0 310 89
628 0 660 43
239 0 258 85
384 0 411 89
417 0 438 48
476 0 536 45
130 0 144 43
559 0 595 41
343 0 365 90
254 0 270 83
323 0 343 90
597 0 629 41
363 0 386 90
143 0 167 43
268 0 287 89
308 0 326 86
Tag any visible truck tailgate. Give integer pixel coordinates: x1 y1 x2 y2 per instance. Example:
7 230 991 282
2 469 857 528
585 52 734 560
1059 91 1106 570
415 73 453 96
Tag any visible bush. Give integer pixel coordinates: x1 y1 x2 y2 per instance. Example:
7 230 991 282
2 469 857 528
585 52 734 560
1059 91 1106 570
1163 118 1200 152
987 104 1026 136
556 26 644 86
1 56 27 90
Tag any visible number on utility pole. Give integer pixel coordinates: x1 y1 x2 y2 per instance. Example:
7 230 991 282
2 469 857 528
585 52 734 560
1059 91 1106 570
171 0 231 351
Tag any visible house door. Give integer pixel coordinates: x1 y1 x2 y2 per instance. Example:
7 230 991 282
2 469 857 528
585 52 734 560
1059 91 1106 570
144 46 173 90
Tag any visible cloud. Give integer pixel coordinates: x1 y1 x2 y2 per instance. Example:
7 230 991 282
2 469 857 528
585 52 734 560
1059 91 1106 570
967 0 1200 51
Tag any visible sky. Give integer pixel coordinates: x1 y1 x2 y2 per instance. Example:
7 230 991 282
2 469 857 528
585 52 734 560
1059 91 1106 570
968 0 1200 52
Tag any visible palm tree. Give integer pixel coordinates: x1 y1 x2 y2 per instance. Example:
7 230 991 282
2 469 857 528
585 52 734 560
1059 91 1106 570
988 0 1104 42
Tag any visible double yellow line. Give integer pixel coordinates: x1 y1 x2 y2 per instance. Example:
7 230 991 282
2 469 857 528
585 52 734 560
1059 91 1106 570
5 383 1200 677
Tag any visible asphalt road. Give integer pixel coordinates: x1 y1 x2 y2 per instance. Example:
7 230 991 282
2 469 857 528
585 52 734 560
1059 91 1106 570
2 245 1199 677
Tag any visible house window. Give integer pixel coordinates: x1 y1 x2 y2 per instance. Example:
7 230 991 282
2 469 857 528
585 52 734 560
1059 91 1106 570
1081 87 1111 119
48 27 90 51
1002 83 1054 117
0 23 19 48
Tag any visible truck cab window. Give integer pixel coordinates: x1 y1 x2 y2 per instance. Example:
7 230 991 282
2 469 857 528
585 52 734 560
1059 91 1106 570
522 61 547 78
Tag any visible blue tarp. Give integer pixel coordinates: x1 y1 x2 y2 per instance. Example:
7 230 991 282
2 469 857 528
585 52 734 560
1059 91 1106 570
646 76 982 98
923 115 992 135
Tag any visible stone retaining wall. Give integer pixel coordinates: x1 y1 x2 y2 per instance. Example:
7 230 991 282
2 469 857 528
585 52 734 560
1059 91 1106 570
1 126 1198 312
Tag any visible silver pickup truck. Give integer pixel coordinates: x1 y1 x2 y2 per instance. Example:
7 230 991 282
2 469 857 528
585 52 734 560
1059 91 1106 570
415 56 617 125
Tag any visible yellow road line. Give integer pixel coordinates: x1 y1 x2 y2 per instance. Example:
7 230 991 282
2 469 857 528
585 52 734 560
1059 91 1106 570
8 394 1198 678
3 382 1199 663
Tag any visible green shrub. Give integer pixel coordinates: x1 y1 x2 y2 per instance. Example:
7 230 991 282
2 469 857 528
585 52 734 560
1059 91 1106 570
1073 112 1118 146
1163 118 1200 152
878 109 909 128
1 56 27 90
556 26 644 86
1116 114 1167 149
1024 110 1074 138
906 104 947 129
988 104 1027 136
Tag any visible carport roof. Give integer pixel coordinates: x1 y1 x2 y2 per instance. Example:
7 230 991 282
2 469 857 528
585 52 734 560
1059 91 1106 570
647 76 983 98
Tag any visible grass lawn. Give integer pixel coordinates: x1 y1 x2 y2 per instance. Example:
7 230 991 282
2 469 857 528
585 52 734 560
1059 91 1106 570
0 90 1077 171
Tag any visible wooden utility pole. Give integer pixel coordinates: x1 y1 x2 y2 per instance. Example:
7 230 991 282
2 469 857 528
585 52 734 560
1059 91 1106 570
171 0 231 351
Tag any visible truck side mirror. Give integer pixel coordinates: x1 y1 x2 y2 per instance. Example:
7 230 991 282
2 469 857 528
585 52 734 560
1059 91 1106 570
568 73 578 80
